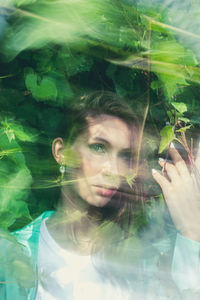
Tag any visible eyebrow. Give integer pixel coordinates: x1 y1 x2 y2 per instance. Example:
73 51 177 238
92 136 132 152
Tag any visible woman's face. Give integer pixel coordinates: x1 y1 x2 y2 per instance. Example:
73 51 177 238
71 114 134 207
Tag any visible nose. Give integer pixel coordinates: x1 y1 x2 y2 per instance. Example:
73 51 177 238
101 155 121 187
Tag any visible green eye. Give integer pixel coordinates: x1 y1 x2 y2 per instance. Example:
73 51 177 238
89 143 106 153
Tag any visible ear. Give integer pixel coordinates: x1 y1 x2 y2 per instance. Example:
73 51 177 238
52 137 65 165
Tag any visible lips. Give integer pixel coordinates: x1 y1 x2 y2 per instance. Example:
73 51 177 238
93 185 118 197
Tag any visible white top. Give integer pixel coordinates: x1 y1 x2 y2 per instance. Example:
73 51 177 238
35 218 200 299
36 218 131 300
172 233 200 290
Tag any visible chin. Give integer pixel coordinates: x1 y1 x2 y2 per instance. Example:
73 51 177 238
89 195 112 208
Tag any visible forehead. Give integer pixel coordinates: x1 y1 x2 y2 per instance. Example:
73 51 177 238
86 114 132 149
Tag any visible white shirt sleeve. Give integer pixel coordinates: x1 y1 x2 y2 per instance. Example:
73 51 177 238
171 233 200 290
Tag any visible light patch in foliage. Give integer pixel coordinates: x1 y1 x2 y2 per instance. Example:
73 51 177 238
1 0 140 60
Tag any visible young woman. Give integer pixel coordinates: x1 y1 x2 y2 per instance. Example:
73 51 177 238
1 91 200 299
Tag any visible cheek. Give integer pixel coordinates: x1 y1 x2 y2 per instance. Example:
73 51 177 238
115 159 131 177
76 145 108 178
80 156 102 178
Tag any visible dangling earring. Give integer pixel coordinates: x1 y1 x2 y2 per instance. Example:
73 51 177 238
60 162 66 175
57 162 66 183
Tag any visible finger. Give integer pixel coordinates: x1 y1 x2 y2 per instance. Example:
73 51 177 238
152 168 173 195
158 158 181 184
168 142 190 177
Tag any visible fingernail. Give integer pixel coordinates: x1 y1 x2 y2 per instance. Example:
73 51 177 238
170 142 175 148
152 168 158 174
159 157 165 162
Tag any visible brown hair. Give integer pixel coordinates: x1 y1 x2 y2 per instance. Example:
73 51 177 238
60 91 140 144
59 91 145 234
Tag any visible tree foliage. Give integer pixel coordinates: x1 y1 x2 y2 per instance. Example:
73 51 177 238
0 0 200 231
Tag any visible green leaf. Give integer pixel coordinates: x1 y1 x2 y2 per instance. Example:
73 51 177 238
167 111 174 125
150 80 163 90
171 102 187 114
56 51 93 77
25 72 58 101
178 117 190 123
176 125 192 132
25 73 37 91
0 131 26 167
159 125 175 153
1 120 37 143
0 168 32 212
11 123 37 142
149 41 195 100
13 0 38 6
5 129 15 143
34 77 58 101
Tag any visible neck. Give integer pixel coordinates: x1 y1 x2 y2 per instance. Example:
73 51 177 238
46 187 100 255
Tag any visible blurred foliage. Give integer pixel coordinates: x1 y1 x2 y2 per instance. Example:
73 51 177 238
0 0 200 235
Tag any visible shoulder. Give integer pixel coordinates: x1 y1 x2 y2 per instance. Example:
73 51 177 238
0 211 54 254
14 211 54 235
13 210 54 243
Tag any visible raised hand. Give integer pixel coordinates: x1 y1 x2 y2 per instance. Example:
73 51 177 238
152 142 200 241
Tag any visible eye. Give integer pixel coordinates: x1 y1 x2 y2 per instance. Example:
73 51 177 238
89 143 106 154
